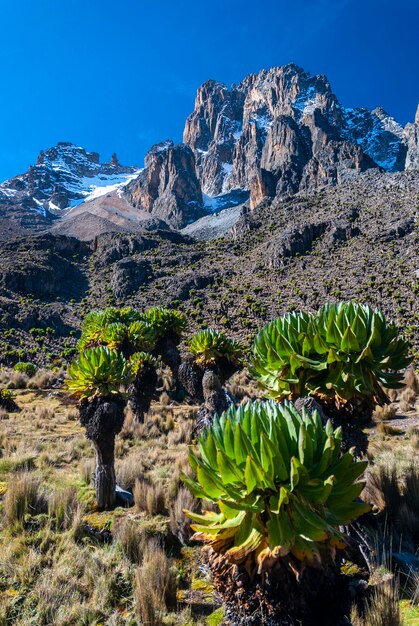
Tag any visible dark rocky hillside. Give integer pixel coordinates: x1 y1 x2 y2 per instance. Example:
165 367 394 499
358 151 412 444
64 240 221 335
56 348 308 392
0 170 417 367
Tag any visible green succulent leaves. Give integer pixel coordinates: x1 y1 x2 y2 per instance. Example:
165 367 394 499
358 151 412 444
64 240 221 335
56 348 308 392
69 306 186 399
182 400 370 567
251 302 411 403
129 352 160 376
189 329 244 367
140 306 187 339
66 346 133 398
78 309 157 355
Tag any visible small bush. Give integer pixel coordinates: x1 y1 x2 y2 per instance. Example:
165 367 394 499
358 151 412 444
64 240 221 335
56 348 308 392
134 479 166 516
399 388 417 413
6 371 29 389
169 487 198 545
114 518 146 563
364 579 401 626
27 369 58 389
167 419 193 445
404 367 419 393
372 404 397 422
376 422 402 437
116 454 146 491
48 487 80 530
14 362 38 377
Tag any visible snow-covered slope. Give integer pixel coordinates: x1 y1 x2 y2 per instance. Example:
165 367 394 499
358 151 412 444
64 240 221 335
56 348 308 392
0 142 140 217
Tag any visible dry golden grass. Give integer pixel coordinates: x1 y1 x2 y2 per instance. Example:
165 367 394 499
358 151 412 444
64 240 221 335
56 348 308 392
134 539 177 624
372 403 397 422
1 379 416 625
4 473 47 526
0 388 210 624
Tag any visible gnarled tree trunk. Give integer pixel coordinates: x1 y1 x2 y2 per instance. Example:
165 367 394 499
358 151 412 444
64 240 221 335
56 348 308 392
179 357 239 436
196 370 233 435
209 549 350 626
178 357 205 402
154 332 181 385
92 435 117 510
128 363 158 422
79 395 125 510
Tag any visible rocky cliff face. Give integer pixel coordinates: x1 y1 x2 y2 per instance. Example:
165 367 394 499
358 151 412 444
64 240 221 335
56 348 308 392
404 104 419 170
124 141 204 229
0 65 417 240
183 64 412 208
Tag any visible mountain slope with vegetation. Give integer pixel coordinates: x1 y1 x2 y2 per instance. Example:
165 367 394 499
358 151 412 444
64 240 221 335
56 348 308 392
0 170 417 369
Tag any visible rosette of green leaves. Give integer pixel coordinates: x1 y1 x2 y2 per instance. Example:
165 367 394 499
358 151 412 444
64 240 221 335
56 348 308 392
129 352 160 376
66 346 133 398
78 312 157 355
251 311 326 399
314 302 411 401
140 307 187 339
78 308 143 350
182 400 370 568
189 329 244 368
251 303 411 403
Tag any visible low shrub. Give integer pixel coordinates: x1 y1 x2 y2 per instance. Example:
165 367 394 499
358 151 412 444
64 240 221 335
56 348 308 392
14 362 38 377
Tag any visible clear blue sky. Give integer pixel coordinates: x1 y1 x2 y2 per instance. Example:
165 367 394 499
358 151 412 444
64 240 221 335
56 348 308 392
0 0 418 182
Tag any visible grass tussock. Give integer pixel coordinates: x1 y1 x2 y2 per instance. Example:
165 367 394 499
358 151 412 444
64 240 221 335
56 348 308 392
114 517 147 563
4 473 47 526
372 403 397 422
365 580 401 626
376 422 403 437
169 486 198 545
48 486 80 530
134 479 167 516
134 540 177 625
5 371 29 389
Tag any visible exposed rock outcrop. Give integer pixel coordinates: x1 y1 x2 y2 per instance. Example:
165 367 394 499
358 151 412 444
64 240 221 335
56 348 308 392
0 64 417 242
124 141 204 229
183 64 411 209
110 258 152 298
404 104 419 170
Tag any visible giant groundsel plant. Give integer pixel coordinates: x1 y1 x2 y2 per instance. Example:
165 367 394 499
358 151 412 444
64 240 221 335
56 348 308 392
182 400 370 571
252 302 411 406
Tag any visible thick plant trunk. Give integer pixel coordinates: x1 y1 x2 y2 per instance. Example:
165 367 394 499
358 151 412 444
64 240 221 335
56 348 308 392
178 358 205 402
79 395 125 510
92 436 116 510
208 549 350 626
195 370 232 436
154 334 181 383
128 364 158 422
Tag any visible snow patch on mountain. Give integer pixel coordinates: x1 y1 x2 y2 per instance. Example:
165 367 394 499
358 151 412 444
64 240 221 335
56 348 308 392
0 142 140 215
342 107 405 171
68 170 143 208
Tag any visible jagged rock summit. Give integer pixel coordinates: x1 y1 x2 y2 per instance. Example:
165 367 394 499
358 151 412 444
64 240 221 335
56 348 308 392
182 64 410 208
124 140 204 229
0 64 418 241
0 142 140 238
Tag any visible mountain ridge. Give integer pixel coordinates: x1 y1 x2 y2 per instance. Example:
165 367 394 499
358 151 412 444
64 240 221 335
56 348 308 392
0 63 418 240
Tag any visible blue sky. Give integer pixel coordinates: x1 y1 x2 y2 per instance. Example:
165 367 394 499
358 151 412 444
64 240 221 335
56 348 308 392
0 0 418 181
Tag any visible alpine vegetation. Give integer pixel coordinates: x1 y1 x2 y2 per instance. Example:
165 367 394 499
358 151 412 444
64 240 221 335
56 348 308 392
252 302 411 418
182 400 370 624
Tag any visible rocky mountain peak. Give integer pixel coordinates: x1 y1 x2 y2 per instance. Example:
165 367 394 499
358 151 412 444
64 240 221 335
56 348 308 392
124 141 204 229
0 142 140 222
0 64 418 241
181 64 415 208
